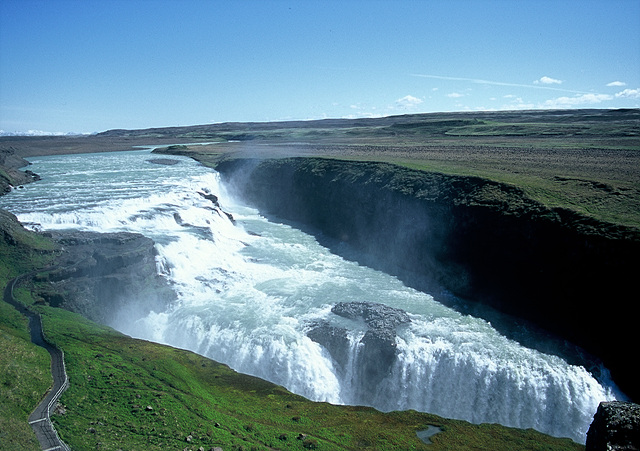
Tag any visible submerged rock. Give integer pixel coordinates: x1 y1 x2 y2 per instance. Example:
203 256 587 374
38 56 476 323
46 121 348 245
198 190 220 206
198 190 235 224
147 158 180 165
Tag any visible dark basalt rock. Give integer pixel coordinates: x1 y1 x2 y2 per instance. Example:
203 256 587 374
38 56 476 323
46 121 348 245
308 301 411 396
198 191 220 206
358 328 397 390
38 230 176 325
586 401 640 450
332 302 410 394
198 190 235 224
307 322 350 376
0 146 41 193
331 301 411 329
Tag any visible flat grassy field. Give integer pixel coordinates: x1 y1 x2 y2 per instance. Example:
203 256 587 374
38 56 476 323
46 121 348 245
150 109 639 228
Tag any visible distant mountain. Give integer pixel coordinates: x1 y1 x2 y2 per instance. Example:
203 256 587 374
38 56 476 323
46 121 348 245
0 130 90 137
95 108 639 141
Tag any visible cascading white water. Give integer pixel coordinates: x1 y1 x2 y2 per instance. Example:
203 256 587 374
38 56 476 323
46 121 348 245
0 148 622 443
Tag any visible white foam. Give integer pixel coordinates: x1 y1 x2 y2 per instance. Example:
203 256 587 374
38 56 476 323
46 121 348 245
0 149 621 444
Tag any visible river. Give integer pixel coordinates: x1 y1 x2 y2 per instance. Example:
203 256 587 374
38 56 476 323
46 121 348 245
0 147 623 443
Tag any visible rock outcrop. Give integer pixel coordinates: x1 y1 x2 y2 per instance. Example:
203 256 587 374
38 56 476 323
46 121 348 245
307 323 350 375
0 146 40 193
217 157 640 402
1 210 173 325
147 158 180 165
586 401 640 450
308 301 411 397
37 230 175 325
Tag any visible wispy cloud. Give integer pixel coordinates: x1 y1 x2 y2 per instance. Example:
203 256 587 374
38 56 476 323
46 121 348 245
447 92 464 98
395 95 424 109
502 87 638 110
534 76 562 85
410 73 589 94
542 93 612 108
412 73 532 88
501 97 535 110
615 88 640 99
607 81 627 87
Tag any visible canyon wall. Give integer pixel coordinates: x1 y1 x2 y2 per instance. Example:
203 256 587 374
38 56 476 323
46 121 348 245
37 231 176 326
216 157 640 402
0 146 40 193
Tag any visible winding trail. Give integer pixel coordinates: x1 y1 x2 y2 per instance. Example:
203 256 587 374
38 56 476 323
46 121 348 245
3 271 71 451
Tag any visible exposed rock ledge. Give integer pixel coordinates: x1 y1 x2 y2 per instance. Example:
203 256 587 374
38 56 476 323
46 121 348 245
36 230 175 325
586 401 640 450
308 301 411 400
0 146 40 193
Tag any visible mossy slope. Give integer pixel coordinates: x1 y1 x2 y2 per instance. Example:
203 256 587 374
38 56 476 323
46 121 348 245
0 210 57 451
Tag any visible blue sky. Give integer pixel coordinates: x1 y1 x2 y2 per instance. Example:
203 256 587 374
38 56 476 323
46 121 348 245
1 0 639 134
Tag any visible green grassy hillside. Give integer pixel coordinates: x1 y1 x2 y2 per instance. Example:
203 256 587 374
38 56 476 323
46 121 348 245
0 301 51 451
0 210 57 450
35 306 584 451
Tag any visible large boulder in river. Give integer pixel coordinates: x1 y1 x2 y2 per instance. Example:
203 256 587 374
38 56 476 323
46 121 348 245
332 302 410 394
308 301 411 397
586 401 640 450
307 322 350 376
331 301 411 329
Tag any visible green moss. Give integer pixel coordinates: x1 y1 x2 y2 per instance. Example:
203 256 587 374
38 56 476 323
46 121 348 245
0 284 53 451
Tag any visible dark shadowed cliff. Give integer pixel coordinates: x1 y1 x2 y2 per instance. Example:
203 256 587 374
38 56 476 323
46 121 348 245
215 157 640 402
0 146 40 193
35 230 176 326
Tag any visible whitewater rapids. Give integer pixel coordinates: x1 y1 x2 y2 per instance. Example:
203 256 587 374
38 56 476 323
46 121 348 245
0 148 622 443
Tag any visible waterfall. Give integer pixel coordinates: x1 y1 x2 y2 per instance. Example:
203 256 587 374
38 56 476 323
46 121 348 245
0 148 622 444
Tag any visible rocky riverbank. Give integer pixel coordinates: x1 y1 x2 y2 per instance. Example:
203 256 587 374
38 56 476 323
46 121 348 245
214 156 640 402
1 206 174 327
34 230 176 326
0 146 41 193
